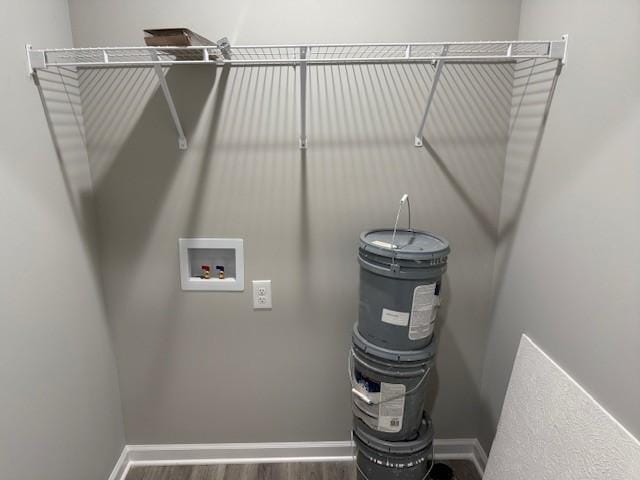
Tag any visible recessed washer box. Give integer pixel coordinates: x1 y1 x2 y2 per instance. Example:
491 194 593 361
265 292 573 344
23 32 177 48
178 238 244 291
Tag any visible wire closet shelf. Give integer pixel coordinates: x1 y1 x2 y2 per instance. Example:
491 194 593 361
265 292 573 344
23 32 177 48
26 36 568 149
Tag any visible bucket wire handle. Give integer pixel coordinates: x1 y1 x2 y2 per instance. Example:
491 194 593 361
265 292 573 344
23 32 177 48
350 430 357 463
354 442 435 480
390 194 411 271
349 348 431 406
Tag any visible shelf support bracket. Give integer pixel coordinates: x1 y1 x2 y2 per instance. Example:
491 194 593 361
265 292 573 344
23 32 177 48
26 44 46 77
217 37 231 60
549 34 569 65
299 46 308 149
414 46 448 147
150 52 188 150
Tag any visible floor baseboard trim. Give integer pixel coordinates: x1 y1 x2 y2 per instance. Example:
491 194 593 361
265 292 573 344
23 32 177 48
434 438 488 477
110 439 487 480
472 438 489 475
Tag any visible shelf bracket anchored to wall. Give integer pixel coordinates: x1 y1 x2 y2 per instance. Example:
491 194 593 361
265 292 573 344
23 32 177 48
150 51 188 150
26 44 45 77
414 46 448 147
299 46 308 149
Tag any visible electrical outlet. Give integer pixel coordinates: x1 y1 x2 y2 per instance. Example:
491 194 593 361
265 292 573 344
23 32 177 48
252 280 272 309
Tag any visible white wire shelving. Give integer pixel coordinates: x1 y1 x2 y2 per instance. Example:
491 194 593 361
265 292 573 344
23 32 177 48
26 36 568 149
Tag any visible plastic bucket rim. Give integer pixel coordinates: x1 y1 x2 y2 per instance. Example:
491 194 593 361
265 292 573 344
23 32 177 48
353 414 434 455
358 254 447 281
352 323 436 364
351 347 432 379
359 228 451 261
356 445 431 470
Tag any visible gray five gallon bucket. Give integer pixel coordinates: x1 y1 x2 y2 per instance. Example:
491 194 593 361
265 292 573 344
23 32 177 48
350 323 435 441
358 229 450 350
354 413 434 480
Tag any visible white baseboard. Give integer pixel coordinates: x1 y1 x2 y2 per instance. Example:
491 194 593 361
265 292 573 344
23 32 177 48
127 441 355 466
109 439 487 480
434 438 488 475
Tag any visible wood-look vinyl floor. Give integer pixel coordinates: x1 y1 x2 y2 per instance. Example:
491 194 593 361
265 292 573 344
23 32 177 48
125 460 480 480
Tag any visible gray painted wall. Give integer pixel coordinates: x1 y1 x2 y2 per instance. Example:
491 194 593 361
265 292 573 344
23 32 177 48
0 1 125 479
3 0 637 468
480 0 640 451
67 0 521 443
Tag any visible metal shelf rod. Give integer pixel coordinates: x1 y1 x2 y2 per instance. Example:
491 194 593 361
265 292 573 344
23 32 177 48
150 51 187 150
26 36 568 150
414 45 449 147
299 46 308 149
31 39 564 51
29 57 546 68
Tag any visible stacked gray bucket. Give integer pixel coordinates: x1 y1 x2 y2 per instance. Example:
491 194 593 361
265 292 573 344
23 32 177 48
350 228 450 480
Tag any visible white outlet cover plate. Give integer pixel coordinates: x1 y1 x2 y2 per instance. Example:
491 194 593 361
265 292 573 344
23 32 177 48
178 238 244 291
252 280 272 309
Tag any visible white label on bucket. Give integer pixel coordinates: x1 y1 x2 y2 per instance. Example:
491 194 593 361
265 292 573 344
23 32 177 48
352 375 405 433
378 382 406 432
409 284 438 340
381 308 410 327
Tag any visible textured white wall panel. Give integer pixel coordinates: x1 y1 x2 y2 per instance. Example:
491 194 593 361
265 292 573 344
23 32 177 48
484 335 640 480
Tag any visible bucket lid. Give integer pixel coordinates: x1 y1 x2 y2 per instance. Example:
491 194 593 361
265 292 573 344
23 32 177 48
354 413 434 455
352 323 436 363
359 229 450 261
